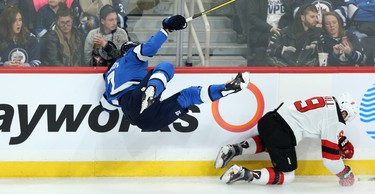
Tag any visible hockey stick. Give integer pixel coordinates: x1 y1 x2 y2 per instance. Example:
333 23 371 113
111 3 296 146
357 177 375 181
185 0 236 22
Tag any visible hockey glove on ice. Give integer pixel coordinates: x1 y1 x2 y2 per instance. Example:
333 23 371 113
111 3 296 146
336 165 354 186
338 136 354 159
162 15 187 32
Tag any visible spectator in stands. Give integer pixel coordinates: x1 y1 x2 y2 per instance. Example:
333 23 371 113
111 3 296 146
41 4 83 66
286 0 347 27
83 4 128 66
247 0 292 66
0 6 40 66
322 12 366 66
266 4 323 66
33 0 48 11
18 0 78 39
35 0 62 38
0 0 19 14
345 0 375 36
33 0 75 11
112 0 129 34
78 0 129 39
18 0 37 33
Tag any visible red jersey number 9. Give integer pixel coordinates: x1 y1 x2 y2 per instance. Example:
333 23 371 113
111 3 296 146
294 97 326 113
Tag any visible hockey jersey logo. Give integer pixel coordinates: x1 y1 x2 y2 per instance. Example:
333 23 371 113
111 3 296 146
8 48 28 63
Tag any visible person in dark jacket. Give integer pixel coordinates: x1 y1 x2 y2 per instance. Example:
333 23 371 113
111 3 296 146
41 4 83 66
247 0 293 66
35 0 61 38
266 4 324 66
248 0 291 49
345 0 375 36
322 11 365 66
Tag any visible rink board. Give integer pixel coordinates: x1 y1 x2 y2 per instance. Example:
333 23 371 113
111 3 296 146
0 67 374 177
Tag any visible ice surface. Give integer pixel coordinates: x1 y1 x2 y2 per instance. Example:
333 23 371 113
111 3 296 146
0 176 373 194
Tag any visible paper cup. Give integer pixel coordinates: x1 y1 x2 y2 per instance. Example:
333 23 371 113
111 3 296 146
318 53 328 67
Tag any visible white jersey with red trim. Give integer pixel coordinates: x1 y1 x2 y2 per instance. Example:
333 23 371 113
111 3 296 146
277 96 347 174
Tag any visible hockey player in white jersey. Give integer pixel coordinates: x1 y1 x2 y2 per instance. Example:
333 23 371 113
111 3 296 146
100 14 251 131
215 94 358 186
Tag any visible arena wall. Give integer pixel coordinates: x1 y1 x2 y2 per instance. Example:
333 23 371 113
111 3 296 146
0 67 374 177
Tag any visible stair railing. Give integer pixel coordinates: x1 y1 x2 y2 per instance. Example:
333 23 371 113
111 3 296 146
183 0 211 66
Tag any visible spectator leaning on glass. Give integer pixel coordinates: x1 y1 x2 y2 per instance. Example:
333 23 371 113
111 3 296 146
41 3 83 66
266 4 324 66
322 12 366 66
83 4 128 66
0 6 40 66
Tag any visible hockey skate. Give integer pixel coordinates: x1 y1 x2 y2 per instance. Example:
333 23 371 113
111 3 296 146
221 72 251 96
214 144 242 168
220 164 253 184
140 85 156 114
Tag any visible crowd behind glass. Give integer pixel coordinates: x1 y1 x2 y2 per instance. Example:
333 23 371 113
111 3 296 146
0 0 374 67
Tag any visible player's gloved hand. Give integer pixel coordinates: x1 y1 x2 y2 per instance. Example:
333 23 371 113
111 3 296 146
162 15 187 32
338 136 354 159
336 165 355 186
103 41 117 53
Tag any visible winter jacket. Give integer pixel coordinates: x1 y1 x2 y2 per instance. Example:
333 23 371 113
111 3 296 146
0 33 41 66
266 26 324 66
83 27 128 65
347 0 375 23
41 26 84 66
35 4 57 38
323 32 366 66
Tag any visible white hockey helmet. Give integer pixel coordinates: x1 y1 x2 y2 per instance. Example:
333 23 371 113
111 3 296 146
336 93 359 123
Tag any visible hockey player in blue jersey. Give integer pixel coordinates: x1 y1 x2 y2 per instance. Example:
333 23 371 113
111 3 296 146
100 14 251 131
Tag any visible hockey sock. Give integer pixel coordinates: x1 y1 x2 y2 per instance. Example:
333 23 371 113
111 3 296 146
199 84 226 103
176 84 226 108
240 135 266 155
148 76 165 97
250 167 290 185
177 86 204 109
148 70 171 97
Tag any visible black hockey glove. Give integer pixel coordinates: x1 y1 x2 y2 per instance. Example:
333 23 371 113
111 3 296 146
162 15 187 32
102 41 121 59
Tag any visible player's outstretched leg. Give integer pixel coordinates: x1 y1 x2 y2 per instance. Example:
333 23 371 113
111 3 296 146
214 144 242 168
220 164 253 184
173 72 251 111
221 72 251 96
